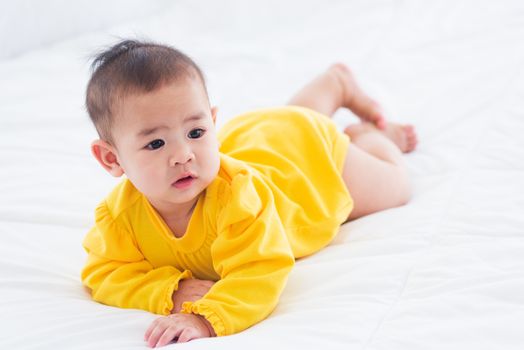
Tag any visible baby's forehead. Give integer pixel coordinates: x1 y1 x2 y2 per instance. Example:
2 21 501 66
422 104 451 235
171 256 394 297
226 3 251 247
127 73 206 101
118 74 198 105
114 78 210 129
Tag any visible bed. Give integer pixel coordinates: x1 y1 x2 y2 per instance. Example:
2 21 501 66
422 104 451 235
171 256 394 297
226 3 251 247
1 0 523 349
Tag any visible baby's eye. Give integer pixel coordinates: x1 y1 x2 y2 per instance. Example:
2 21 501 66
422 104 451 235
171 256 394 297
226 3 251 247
188 128 205 139
146 139 165 150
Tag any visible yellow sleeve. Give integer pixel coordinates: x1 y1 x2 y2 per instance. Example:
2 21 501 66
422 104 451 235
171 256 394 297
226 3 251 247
180 171 295 336
81 201 192 315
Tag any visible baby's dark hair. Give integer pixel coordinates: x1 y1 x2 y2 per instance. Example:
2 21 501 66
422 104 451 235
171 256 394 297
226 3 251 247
85 39 207 143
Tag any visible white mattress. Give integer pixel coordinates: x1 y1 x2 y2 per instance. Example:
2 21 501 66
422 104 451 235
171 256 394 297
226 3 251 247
1 0 524 349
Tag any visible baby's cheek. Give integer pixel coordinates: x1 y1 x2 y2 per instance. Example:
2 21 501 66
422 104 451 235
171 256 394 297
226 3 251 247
207 151 221 179
132 164 165 194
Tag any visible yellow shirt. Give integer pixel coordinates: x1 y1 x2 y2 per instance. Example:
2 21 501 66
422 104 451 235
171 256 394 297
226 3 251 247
81 106 353 336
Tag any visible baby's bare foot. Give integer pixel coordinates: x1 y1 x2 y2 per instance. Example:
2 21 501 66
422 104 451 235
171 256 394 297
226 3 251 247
328 63 385 129
344 122 418 153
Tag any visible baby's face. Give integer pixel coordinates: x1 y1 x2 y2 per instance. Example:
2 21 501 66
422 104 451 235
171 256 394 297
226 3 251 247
111 77 220 212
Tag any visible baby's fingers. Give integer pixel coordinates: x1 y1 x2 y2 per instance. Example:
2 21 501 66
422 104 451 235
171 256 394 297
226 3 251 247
145 325 162 348
144 319 161 342
177 327 200 343
146 325 169 348
144 317 167 341
155 326 183 348
145 320 180 348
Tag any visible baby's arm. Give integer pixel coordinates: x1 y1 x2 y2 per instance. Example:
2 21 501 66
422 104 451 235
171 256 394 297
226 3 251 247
177 172 295 337
143 279 216 347
143 172 295 346
171 279 215 313
82 249 192 314
81 204 194 315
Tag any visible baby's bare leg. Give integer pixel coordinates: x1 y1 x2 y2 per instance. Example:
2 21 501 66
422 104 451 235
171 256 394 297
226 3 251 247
343 124 412 220
288 64 417 220
288 63 385 127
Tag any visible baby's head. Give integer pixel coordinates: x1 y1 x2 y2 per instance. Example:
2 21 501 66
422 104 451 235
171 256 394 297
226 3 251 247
86 39 220 213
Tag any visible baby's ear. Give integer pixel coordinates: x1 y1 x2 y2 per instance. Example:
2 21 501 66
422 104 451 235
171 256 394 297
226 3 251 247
211 106 218 124
91 139 124 177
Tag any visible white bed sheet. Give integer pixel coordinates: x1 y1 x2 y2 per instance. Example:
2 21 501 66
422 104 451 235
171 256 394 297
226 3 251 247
1 0 524 349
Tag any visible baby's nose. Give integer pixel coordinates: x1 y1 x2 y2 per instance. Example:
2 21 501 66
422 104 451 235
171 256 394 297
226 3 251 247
169 144 194 166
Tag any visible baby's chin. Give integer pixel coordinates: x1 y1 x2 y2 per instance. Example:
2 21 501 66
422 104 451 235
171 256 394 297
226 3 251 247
145 188 202 213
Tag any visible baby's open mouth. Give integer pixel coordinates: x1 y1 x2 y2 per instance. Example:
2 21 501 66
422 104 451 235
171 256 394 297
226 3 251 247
173 175 195 189
176 176 193 183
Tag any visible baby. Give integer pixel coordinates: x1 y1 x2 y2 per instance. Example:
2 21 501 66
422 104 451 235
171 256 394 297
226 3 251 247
81 39 417 348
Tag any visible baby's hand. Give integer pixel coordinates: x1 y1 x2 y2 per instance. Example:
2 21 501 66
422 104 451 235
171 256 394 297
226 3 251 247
144 313 213 347
171 278 215 313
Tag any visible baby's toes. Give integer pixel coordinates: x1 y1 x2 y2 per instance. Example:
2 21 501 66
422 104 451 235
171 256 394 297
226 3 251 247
408 137 418 151
403 125 417 152
408 126 418 145
408 127 418 151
